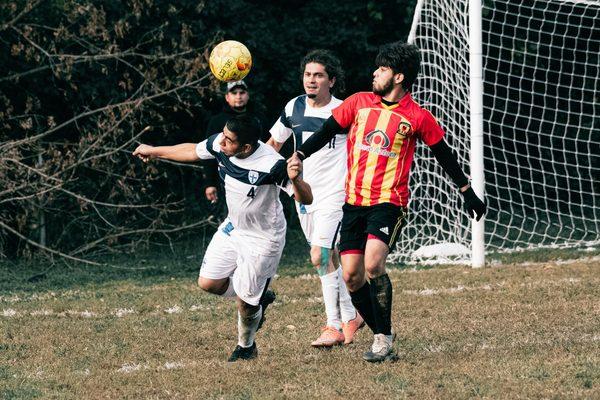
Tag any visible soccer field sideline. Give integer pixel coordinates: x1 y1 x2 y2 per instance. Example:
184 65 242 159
1 271 594 318
2 254 598 308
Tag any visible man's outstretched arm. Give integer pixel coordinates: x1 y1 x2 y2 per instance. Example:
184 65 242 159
133 143 200 163
429 139 486 221
295 116 344 160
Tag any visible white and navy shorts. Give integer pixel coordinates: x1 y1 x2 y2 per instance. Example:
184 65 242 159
199 221 284 306
297 206 343 250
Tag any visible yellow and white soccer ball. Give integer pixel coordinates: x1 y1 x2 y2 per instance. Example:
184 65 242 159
209 40 252 82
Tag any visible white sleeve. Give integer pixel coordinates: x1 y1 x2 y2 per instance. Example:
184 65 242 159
195 133 221 160
270 101 296 143
269 117 293 144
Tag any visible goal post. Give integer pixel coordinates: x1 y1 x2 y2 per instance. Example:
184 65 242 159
469 0 486 268
392 0 600 266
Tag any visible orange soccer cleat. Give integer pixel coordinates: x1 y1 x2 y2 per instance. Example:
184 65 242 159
310 326 345 347
342 313 365 345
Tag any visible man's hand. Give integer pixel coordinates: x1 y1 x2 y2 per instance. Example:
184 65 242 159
132 144 156 162
460 186 486 221
205 186 218 203
287 152 303 181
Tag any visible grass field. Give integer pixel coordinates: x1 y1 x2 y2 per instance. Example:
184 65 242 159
1 245 599 399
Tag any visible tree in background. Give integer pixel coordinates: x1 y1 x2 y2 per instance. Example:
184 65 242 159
0 0 416 263
0 0 221 262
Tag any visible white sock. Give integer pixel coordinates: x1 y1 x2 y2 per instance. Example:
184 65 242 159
221 279 237 298
320 270 342 330
337 266 358 323
237 306 262 348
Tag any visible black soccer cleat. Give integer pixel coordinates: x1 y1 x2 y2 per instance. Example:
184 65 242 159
227 343 258 362
256 289 276 331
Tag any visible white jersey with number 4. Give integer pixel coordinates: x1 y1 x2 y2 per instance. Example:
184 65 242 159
270 95 346 214
196 133 293 256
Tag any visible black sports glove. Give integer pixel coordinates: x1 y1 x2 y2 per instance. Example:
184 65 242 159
461 187 486 221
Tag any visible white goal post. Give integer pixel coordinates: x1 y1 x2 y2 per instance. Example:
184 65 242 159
390 0 600 266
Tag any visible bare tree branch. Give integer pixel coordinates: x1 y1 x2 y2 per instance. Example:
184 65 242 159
0 0 42 31
0 220 101 265
1 73 209 152
70 218 212 256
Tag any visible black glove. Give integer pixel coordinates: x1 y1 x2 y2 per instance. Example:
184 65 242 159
461 187 486 221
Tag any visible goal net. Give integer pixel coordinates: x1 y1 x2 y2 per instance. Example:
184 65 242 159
390 0 600 264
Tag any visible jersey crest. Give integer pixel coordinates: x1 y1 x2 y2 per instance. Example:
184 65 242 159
396 121 412 138
248 170 259 185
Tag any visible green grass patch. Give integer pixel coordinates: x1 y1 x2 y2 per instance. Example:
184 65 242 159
1 232 598 398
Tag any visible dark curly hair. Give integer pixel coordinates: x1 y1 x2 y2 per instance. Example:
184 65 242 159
300 49 345 95
375 42 421 91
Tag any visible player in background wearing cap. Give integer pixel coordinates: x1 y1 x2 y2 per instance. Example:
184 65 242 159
291 42 486 362
133 115 312 362
202 81 268 221
268 50 364 348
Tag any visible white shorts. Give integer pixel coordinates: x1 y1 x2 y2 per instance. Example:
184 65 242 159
199 228 284 306
297 207 343 249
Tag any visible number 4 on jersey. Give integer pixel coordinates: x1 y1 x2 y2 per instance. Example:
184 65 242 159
247 187 256 198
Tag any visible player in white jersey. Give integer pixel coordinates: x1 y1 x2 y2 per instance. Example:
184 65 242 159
133 115 312 361
268 50 364 347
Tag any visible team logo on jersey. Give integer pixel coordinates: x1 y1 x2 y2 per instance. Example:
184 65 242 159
359 129 398 158
364 129 391 149
396 121 412 138
248 170 259 185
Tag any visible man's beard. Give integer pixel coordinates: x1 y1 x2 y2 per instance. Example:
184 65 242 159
373 78 394 96
306 93 317 99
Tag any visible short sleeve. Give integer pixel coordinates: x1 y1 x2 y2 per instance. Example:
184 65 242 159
269 109 293 143
195 133 221 160
332 93 360 129
419 109 446 146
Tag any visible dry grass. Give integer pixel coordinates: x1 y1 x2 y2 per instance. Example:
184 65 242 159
1 258 599 399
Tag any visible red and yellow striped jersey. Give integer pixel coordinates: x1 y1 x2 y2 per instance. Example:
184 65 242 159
332 92 445 207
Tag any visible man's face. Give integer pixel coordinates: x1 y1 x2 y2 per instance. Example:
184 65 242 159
219 126 244 157
225 88 249 110
303 62 334 100
372 66 399 96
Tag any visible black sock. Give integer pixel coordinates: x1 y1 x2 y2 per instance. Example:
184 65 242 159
349 281 377 333
369 273 393 335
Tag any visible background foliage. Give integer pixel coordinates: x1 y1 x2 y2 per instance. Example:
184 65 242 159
0 0 416 261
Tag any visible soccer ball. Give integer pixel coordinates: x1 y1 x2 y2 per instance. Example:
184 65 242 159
209 40 252 82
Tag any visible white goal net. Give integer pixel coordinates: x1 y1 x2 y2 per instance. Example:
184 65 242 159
390 0 600 264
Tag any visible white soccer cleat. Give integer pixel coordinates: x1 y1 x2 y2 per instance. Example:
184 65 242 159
362 333 397 362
